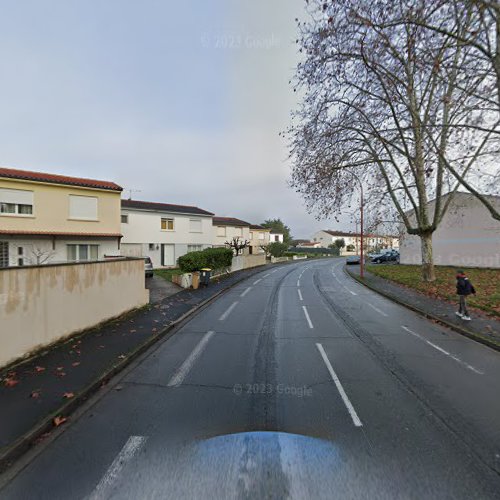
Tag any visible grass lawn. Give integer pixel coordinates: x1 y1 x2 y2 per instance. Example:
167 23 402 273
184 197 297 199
154 268 183 282
366 264 500 317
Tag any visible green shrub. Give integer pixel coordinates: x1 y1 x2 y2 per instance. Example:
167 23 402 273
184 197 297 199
269 242 288 257
178 247 233 272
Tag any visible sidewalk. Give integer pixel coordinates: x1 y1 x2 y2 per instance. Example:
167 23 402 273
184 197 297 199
0 263 279 470
345 265 500 350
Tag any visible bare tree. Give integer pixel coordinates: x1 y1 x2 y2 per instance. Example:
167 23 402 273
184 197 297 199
286 0 499 281
225 237 249 256
259 244 271 258
28 246 56 265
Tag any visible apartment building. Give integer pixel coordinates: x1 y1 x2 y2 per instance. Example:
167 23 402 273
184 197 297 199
0 167 122 267
312 230 399 253
120 199 214 267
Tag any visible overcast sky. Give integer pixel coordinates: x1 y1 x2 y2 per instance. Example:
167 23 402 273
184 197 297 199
0 0 352 239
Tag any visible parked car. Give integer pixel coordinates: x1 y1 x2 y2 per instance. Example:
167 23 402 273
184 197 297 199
144 257 154 278
346 255 361 265
371 249 399 264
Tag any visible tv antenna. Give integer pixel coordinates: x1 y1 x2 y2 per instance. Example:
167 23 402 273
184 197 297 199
127 189 142 200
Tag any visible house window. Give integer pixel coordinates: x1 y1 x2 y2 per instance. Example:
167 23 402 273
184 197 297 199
216 226 226 237
69 195 98 220
18 258 24 266
237 227 243 237
67 244 99 262
0 242 8 267
121 214 129 223
188 245 203 253
189 218 202 233
274 235 279 242
0 188 34 216
149 243 157 251
258 233 265 240
249 232 253 240
161 218 174 231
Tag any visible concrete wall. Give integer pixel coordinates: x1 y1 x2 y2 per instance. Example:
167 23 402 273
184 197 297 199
231 254 266 272
0 259 149 367
0 178 121 235
399 193 500 268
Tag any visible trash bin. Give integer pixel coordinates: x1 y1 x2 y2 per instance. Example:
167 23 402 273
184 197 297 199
192 271 200 290
200 268 212 286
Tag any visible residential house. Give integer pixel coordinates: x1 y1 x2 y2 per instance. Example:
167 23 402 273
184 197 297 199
270 231 284 244
120 199 214 268
296 241 322 249
0 167 122 267
248 224 271 254
312 230 399 254
399 192 500 268
212 217 251 254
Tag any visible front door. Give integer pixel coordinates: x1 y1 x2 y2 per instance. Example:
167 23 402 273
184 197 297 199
161 244 175 266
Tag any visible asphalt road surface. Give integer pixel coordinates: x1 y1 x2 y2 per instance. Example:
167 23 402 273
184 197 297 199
2 259 500 499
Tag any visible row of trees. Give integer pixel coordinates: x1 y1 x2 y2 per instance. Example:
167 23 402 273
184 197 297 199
287 0 500 281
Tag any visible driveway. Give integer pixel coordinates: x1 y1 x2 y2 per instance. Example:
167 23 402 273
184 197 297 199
146 274 181 304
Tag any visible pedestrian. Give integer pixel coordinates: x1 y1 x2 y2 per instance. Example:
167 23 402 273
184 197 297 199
455 270 476 321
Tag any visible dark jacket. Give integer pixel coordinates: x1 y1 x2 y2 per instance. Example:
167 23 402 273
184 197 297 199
456 276 476 296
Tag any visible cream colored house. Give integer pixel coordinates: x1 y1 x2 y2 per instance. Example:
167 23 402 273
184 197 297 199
0 167 122 267
248 224 271 254
212 217 252 254
120 199 214 268
399 192 500 268
312 230 399 254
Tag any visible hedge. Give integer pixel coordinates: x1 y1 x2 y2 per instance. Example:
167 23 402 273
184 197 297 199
178 247 233 272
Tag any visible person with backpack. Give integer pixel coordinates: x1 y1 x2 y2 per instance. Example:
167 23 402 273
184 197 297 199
455 270 476 321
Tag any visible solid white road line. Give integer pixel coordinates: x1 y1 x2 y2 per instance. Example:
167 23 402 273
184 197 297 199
316 343 363 427
89 436 147 499
263 273 270 278
297 289 303 301
401 326 483 375
297 280 300 287
302 305 314 329
367 303 388 317
168 331 215 387
253 278 262 285
219 301 239 321
240 287 252 298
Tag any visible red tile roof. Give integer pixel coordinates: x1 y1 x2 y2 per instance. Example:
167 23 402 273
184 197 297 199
0 167 122 191
122 199 213 216
213 216 251 227
0 230 122 237
323 229 398 238
250 224 268 230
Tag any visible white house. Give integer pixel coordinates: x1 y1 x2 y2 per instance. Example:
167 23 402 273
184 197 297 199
120 199 214 268
399 192 500 268
0 167 122 267
270 231 284 243
212 217 251 253
312 230 399 253
297 241 322 249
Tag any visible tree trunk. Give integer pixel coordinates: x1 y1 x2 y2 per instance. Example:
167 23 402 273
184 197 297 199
420 232 435 282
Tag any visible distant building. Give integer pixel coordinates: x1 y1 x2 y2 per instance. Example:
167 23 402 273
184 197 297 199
0 167 122 267
120 199 214 268
296 241 321 249
270 231 284 244
312 230 399 254
248 224 271 254
399 192 500 268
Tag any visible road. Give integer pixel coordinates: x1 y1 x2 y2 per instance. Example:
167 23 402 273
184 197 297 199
1 258 500 499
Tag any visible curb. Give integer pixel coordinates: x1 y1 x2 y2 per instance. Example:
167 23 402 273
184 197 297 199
344 266 500 353
0 262 290 473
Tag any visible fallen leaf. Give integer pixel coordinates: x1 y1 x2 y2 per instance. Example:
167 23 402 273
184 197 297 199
53 416 67 427
4 378 19 387
63 392 74 399
30 390 41 398
115 385 124 391
99 345 105 348
130 330 137 333
35 366 45 373
56 367 64 371
151 328 157 332
71 362 81 367
56 372 66 377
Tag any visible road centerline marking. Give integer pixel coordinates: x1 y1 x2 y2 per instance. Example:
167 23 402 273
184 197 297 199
297 280 300 287
263 273 270 278
316 343 363 427
302 305 314 329
401 326 483 375
168 331 215 387
297 289 303 301
89 435 147 499
253 278 262 285
367 303 388 317
219 301 238 321
240 287 252 297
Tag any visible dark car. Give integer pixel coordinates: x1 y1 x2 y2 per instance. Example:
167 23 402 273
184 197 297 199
371 249 399 264
346 255 361 265
144 257 154 278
